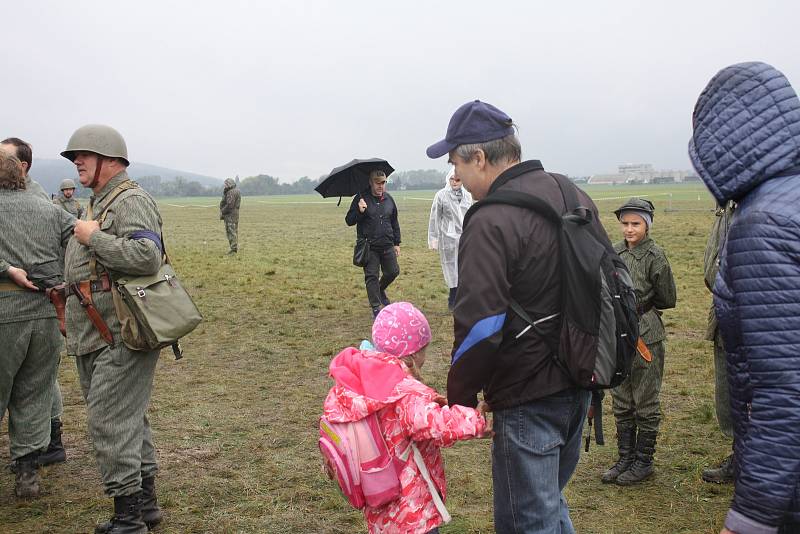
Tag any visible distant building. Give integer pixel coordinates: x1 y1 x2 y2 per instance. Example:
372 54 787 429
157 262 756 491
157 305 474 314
588 163 697 185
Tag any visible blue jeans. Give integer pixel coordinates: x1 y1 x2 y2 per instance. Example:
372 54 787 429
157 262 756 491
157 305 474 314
492 388 590 534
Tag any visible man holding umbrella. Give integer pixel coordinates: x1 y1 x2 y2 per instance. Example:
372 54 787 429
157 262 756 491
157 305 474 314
345 168 401 317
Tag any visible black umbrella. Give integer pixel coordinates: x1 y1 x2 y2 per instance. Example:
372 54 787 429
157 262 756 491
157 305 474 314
315 158 395 203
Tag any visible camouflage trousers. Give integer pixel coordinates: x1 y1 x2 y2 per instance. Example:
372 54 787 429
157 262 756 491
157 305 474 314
76 344 159 497
225 219 238 252
51 364 63 419
713 331 733 438
611 340 665 433
0 318 61 459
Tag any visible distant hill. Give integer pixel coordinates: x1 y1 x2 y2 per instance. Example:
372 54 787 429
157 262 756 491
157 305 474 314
31 158 223 195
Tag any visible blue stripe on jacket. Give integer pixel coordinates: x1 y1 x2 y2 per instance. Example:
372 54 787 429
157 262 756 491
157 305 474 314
130 230 163 254
452 312 506 364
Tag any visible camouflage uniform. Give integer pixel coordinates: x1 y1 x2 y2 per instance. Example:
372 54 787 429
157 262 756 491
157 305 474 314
25 176 49 201
54 195 84 220
0 188 74 495
612 236 677 433
64 171 163 498
703 201 735 438
219 178 241 253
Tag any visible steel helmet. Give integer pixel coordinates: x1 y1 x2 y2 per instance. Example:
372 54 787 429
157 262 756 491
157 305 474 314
60 178 76 190
614 197 655 221
61 124 129 166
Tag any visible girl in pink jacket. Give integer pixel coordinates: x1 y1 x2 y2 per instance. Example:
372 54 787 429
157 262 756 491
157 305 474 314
323 302 489 534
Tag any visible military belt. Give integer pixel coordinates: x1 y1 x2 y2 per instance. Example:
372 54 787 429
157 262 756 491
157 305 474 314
0 280 26 292
65 273 112 296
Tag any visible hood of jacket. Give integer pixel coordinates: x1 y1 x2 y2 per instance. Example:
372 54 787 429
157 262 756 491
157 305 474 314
689 62 800 204
324 347 412 423
224 178 236 190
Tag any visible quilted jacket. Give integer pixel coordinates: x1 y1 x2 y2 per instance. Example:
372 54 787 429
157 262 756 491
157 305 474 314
323 347 486 534
690 61 800 532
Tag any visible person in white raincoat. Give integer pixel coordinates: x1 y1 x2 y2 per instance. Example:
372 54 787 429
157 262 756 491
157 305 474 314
428 167 473 310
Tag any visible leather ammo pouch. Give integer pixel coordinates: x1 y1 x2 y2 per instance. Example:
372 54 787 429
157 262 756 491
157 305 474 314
91 180 202 359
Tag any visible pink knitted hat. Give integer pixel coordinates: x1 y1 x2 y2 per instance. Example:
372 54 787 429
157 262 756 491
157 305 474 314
372 302 432 358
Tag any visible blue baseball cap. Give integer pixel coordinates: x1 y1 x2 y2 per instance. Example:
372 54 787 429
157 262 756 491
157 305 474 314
426 100 515 159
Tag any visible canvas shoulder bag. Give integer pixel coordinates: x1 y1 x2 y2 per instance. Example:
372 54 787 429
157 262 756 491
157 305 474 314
90 181 203 359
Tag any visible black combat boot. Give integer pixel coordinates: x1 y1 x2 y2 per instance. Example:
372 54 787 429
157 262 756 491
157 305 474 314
95 493 147 534
14 451 41 499
600 424 636 483
39 418 67 466
616 430 656 485
140 476 163 530
702 453 736 484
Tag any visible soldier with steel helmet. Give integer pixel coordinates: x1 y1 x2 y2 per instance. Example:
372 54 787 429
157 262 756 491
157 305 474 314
62 124 164 534
601 197 676 486
53 178 84 219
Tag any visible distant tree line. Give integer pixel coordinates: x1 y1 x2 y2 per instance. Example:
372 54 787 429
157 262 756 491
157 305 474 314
130 169 448 197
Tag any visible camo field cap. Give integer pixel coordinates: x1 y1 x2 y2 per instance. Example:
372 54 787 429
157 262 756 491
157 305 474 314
60 178 76 190
61 124 129 166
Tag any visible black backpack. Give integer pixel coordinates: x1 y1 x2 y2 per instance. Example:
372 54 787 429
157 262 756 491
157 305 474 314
465 173 639 447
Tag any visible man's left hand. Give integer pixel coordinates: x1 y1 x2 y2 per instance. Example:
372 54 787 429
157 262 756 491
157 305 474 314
394 245 400 257
74 219 100 245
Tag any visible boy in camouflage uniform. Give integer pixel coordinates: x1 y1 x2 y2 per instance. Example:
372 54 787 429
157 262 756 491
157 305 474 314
602 198 677 485
53 178 85 219
219 178 241 254
0 150 74 498
62 124 164 534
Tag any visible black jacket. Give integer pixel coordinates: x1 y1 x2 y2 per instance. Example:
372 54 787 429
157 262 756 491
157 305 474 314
345 191 401 249
448 160 606 410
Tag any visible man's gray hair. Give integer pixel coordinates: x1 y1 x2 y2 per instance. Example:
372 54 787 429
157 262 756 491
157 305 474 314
454 133 522 166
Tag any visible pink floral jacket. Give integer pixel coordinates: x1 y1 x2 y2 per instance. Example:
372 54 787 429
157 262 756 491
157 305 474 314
323 348 487 534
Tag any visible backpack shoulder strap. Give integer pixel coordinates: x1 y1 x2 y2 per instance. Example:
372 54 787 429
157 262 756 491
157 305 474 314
462 189 562 231
87 180 139 223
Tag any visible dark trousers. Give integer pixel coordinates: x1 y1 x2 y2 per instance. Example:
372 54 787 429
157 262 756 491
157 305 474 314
363 246 399 309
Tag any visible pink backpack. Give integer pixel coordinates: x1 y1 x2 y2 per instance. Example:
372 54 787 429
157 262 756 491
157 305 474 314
319 412 403 509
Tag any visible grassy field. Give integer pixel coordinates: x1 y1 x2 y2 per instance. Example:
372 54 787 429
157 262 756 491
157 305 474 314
0 183 734 533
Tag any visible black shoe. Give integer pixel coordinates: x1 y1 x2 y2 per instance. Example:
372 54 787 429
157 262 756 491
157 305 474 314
601 424 636 484
14 451 40 499
702 453 735 484
372 306 381 319
225 249 237 256
95 493 147 534
379 290 390 306
616 430 656 486
39 418 66 466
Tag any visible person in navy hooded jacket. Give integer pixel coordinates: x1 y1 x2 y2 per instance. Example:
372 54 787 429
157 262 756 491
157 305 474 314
690 61 800 534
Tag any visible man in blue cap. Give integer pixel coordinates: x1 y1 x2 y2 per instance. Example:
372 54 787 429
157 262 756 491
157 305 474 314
427 100 607 533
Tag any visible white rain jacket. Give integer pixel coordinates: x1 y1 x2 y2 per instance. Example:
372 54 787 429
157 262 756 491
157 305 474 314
427 168 473 288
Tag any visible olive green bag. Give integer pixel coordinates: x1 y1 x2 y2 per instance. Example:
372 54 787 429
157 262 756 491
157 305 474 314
92 181 203 358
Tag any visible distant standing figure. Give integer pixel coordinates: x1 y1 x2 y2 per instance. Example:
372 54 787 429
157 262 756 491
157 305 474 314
345 170 401 318
427 166 472 311
220 178 241 255
602 198 676 486
53 179 85 219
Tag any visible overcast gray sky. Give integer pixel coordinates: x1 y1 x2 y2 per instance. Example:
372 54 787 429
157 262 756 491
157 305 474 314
2 0 798 181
